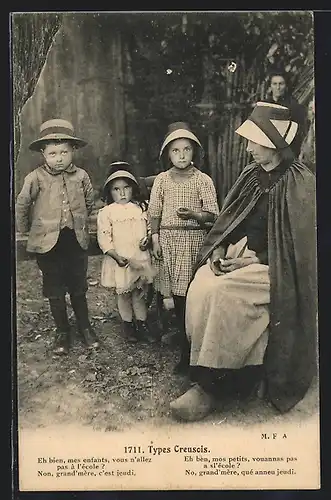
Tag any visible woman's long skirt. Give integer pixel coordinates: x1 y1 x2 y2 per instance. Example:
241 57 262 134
186 238 270 369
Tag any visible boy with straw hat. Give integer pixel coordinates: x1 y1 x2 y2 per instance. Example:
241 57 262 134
16 119 99 355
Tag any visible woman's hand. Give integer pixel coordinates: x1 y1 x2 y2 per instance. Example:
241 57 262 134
152 234 162 260
219 256 259 273
176 207 195 220
209 247 226 275
209 258 223 276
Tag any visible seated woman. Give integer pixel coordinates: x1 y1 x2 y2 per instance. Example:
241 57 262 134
170 102 317 422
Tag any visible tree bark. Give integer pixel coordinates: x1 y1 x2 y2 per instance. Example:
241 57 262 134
11 13 63 163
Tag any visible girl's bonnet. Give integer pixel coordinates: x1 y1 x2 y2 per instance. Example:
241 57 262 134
103 161 139 190
102 161 142 203
159 122 204 166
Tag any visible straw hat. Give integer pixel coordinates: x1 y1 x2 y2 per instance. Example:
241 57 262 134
29 119 87 151
235 102 298 149
159 122 203 158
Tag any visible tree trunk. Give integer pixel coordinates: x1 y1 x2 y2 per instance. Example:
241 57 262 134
11 13 63 163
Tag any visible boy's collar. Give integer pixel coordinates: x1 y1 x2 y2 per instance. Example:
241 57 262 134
42 163 77 175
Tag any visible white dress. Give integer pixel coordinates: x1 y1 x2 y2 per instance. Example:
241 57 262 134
97 202 154 294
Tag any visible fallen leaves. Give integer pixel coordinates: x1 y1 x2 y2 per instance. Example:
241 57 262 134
91 315 113 323
85 372 97 382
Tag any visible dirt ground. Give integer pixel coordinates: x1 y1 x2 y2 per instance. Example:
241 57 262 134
15 255 319 432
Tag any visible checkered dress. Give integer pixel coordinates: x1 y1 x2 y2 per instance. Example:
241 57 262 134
148 167 219 297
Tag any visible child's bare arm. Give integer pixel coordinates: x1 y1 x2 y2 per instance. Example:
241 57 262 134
97 208 127 266
150 216 160 234
176 208 216 226
195 210 217 226
105 250 128 267
148 217 162 259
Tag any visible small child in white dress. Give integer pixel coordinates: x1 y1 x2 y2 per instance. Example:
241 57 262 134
97 164 156 343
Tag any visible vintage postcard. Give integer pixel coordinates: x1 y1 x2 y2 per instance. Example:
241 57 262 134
12 10 319 491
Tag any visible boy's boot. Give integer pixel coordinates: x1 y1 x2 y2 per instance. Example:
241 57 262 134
122 321 139 343
49 297 70 355
135 320 158 344
70 293 99 349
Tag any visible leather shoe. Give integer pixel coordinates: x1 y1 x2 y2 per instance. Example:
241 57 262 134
53 330 70 355
80 327 100 349
136 320 158 343
123 321 139 343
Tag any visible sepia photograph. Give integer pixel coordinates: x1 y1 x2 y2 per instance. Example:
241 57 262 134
11 10 319 491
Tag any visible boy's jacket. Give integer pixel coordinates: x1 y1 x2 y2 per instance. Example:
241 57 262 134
15 164 94 253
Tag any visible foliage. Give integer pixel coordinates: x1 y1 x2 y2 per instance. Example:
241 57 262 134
123 11 313 124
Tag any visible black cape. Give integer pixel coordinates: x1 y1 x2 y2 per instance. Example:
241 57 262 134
193 160 317 413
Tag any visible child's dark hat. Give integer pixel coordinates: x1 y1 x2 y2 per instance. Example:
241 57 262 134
29 119 87 151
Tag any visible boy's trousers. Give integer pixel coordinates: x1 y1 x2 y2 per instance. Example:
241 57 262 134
35 227 88 299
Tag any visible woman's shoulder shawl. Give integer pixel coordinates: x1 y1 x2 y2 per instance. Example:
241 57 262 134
194 162 260 269
282 160 316 289
264 160 317 413
283 161 316 247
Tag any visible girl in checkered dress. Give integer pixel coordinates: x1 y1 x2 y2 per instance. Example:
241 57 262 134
148 122 219 373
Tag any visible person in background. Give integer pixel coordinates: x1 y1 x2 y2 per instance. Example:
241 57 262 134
16 119 99 355
262 70 307 157
97 162 156 344
148 122 219 374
